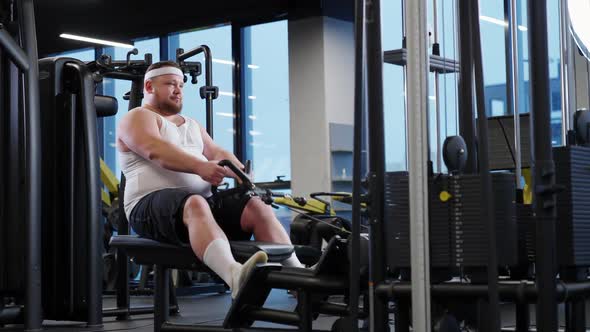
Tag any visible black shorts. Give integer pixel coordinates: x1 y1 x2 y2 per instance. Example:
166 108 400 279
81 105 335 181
128 188 254 245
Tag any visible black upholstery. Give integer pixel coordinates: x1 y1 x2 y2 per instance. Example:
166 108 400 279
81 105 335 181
94 95 118 118
109 235 294 270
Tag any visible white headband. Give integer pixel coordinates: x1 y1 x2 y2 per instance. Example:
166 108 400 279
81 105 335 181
144 67 184 82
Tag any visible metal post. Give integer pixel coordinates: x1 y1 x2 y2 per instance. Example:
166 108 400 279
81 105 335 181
457 0 477 173
528 0 559 330
407 0 431 330
64 62 103 327
19 0 42 330
350 0 365 330
231 24 244 162
364 0 388 330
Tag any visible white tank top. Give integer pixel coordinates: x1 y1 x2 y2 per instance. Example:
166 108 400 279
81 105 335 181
119 113 212 219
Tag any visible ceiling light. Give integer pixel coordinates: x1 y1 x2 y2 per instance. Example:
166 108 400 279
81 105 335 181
479 16 508 27
60 33 134 48
218 91 235 97
216 112 235 118
212 58 235 65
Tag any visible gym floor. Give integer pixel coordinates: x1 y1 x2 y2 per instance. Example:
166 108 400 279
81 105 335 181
1 290 340 331
1 291 589 331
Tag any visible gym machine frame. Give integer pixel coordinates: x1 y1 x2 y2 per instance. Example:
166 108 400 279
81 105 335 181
0 0 42 330
361 0 582 330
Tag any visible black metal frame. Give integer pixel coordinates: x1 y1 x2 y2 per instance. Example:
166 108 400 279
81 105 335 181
471 0 500 328
176 45 217 137
0 0 42 330
232 23 245 162
63 61 103 326
361 0 389 329
363 0 562 330
527 0 559 330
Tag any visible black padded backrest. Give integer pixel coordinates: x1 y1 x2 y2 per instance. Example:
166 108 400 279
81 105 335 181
95 95 118 118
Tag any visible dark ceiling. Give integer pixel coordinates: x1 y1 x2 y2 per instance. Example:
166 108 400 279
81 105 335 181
34 0 324 57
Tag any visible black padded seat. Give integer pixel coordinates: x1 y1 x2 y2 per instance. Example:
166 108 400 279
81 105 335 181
109 235 294 270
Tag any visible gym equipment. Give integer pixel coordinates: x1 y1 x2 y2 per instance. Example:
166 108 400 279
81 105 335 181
89 48 225 319
284 192 354 266
38 56 102 324
487 113 532 170
385 168 519 281
176 46 219 136
0 0 42 330
574 109 590 145
110 160 367 331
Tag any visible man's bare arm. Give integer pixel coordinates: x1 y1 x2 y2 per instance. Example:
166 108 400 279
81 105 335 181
200 125 244 169
117 109 226 184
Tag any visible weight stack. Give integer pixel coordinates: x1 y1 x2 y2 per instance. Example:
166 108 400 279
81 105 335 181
448 173 518 269
384 172 451 276
516 203 535 265
554 146 590 267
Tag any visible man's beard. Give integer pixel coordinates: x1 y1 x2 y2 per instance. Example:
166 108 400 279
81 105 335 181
157 99 183 115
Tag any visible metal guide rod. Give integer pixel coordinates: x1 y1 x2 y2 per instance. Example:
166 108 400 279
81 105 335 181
505 0 522 187
407 0 431 330
510 0 522 187
433 0 442 173
349 0 365 330
402 0 409 169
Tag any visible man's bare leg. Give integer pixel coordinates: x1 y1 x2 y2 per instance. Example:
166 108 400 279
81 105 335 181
183 195 267 298
240 197 304 268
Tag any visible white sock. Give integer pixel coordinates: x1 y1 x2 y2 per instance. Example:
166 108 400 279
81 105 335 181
203 238 269 298
230 251 268 298
203 239 241 290
282 253 305 268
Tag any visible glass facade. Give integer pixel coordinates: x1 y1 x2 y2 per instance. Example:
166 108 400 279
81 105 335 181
242 21 290 182
481 0 563 145
381 0 459 172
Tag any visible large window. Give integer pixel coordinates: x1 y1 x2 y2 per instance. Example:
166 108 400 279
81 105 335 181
381 0 459 172
381 0 408 171
483 0 563 146
242 20 290 182
168 25 234 153
519 0 563 146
